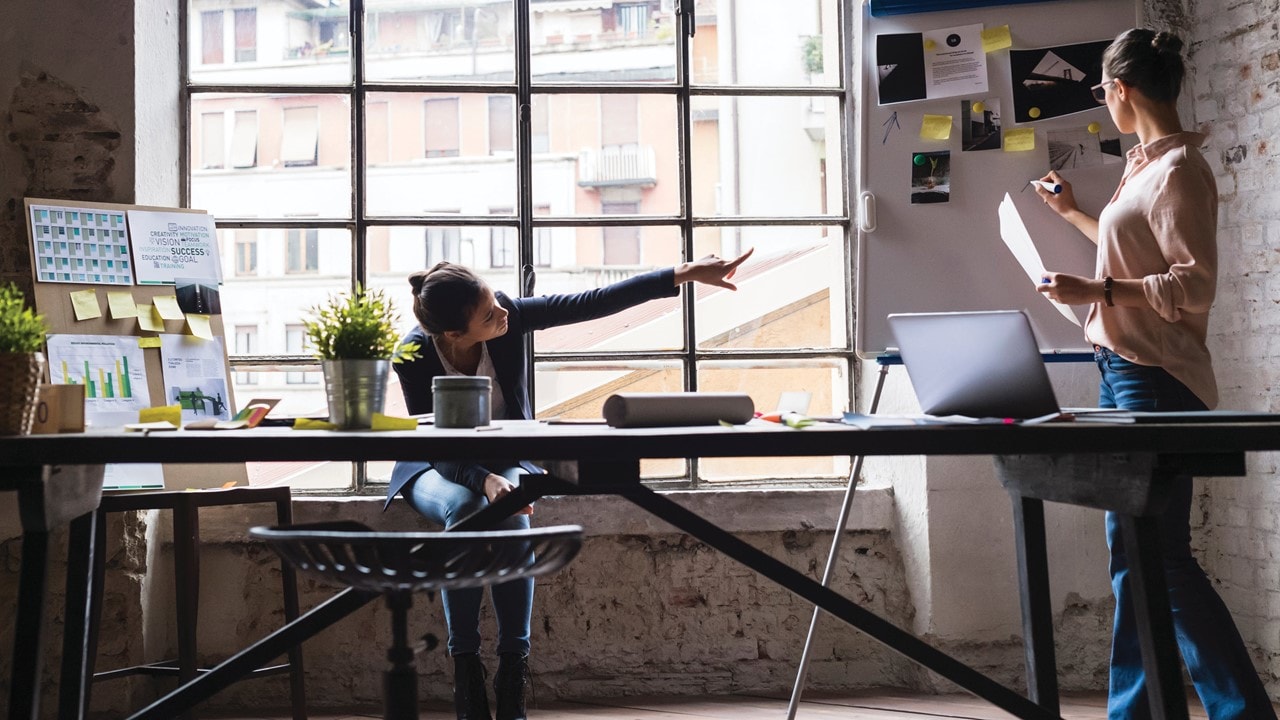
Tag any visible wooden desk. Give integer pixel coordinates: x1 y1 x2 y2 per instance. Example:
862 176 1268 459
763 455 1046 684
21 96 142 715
2 420 1274 720
1 464 103 720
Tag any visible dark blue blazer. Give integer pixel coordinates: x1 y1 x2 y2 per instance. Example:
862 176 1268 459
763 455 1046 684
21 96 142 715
385 267 677 508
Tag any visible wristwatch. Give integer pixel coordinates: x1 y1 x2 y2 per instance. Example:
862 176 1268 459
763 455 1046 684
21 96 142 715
1103 276 1114 307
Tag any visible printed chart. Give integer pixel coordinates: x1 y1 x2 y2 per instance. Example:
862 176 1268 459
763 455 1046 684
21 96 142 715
29 204 135 285
46 334 151 427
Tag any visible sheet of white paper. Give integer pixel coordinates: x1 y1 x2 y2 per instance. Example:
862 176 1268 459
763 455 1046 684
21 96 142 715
922 24 988 100
128 211 222 284
997 193 1082 327
160 333 233 422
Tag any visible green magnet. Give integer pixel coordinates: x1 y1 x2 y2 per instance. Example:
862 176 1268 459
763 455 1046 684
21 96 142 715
913 154 926 165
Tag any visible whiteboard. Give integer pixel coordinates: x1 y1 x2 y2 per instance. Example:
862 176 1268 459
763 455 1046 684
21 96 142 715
854 0 1139 356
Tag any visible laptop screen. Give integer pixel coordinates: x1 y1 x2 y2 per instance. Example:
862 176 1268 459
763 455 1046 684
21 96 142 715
887 310 1061 419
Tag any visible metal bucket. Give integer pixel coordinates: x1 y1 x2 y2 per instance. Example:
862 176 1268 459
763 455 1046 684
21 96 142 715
321 359 390 430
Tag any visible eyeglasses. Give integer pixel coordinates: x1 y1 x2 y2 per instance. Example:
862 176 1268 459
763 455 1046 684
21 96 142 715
1091 80 1117 104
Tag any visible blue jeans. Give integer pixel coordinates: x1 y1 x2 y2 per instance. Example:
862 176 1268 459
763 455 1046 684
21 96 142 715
401 465 534 656
1096 347 1275 719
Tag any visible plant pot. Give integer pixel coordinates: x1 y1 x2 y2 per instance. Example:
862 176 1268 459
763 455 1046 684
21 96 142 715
322 359 390 430
0 351 46 436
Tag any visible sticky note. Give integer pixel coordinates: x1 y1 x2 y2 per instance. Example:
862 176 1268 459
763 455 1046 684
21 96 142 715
920 114 953 140
138 337 162 348
137 305 165 332
294 418 339 431
70 289 102 321
372 413 419 431
1003 128 1036 152
186 313 214 340
107 291 138 319
981 25 1012 53
153 294 184 321
139 404 182 426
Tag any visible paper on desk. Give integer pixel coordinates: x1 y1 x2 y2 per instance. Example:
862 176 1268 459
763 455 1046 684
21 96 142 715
998 193 1081 327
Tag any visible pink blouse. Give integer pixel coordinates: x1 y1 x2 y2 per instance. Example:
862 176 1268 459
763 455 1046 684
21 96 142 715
1085 131 1219 408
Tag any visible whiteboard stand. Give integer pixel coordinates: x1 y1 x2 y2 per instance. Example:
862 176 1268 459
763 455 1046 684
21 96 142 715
785 351 1094 719
785 356 894 720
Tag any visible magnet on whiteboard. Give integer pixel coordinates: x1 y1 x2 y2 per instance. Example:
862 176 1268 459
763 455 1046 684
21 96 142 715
1087 122 1101 134
1029 107 1042 119
924 39 936 51
972 101 985 113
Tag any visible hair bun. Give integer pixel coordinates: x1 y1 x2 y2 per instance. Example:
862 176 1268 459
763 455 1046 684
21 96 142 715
408 270 428 294
1151 31 1183 56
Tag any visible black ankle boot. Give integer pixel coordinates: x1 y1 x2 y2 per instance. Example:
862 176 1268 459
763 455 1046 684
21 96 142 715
494 652 529 720
453 653 492 720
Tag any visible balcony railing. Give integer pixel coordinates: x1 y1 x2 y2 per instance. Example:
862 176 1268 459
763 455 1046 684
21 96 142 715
577 146 657 188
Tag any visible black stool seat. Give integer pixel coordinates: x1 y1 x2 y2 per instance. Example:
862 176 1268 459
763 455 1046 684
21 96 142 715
250 522 584 720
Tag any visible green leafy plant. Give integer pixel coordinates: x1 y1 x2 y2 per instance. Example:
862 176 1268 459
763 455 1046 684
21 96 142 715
303 286 420 363
0 282 47 354
801 35 824 76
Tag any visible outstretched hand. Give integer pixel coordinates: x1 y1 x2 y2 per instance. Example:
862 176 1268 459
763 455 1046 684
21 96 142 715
674 248 754 290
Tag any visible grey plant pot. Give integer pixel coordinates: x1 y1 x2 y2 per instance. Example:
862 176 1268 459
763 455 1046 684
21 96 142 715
321 358 391 430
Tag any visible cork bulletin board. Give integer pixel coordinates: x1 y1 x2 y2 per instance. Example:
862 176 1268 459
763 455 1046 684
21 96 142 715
25 196 246 489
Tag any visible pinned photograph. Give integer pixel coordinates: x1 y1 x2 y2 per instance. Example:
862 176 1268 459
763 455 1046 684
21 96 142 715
961 99 1002 151
910 151 951 204
1010 39 1112 123
174 277 222 315
1047 128 1125 170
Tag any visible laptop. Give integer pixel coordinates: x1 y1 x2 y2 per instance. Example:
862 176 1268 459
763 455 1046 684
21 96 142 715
887 310 1060 419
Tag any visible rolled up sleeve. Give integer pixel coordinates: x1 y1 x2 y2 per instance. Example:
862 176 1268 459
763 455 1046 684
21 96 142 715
1141 163 1217 322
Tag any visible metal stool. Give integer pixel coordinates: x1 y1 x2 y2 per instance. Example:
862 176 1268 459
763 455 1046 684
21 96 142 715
250 522 583 720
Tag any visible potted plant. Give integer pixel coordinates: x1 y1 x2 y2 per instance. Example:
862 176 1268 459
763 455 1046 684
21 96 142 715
303 285 420 429
0 282 49 435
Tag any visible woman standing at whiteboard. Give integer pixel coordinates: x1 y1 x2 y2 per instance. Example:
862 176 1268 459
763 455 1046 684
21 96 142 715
1036 29 1275 720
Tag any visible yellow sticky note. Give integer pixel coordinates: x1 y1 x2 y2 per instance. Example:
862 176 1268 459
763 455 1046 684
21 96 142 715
372 413 419 431
153 294 184 321
981 25 1012 53
139 404 182 426
107 291 138 319
137 304 165 332
70 289 102 321
1004 128 1036 152
920 114 953 140
186 313 214 340
138 337 162 348
294 418 339 431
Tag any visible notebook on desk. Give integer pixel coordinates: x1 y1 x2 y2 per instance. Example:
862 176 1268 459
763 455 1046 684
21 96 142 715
887 310 1061 420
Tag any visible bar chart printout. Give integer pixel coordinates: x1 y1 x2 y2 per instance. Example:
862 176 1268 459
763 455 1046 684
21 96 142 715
45 334 150 427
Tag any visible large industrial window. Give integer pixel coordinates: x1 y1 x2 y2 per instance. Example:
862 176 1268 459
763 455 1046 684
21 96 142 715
184 0 851 492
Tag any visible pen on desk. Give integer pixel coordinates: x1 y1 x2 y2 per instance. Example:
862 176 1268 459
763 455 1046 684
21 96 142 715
475 424 504 432
1031 179 1062 194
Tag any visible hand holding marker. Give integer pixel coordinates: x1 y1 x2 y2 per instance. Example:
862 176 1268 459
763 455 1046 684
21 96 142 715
1030 179 1062 194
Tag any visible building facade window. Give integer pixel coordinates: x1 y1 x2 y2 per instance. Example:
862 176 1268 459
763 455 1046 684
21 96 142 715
234 325 258 385
201 11 223 64
424 97 460 158
235 229 258 276
281 106 319 167
234 8 257 62
201 112 225 168
229 110 257 168
488 96 514 155
286 229 319 274
284 324 316 385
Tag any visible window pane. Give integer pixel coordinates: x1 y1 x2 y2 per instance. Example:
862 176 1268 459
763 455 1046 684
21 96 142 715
233 228 259 276
692 95 843 217
531 1 676 84
693 226 847 351
365 93 517 216
697 0 839 87
191 93 352 219
364 0 515 83
534 359 686 479
697 360 851 483
188 0 352 85
534 94 676 216
533 225 682 352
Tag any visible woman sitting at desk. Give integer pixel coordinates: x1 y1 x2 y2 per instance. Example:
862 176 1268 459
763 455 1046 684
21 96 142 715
387 249 751 720
1036 29 1274 720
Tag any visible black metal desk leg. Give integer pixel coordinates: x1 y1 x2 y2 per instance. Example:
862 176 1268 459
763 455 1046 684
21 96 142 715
275 495 308 720
173 499 200 720
9 522 50 720
1117 514 1188 720
1010 495 1060 713
57 510 99 720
